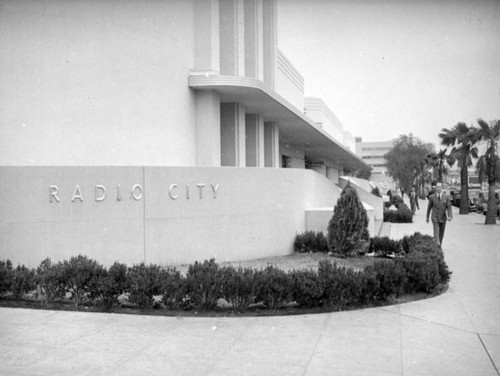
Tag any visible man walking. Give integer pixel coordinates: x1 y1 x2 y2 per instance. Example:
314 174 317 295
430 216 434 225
426 182 453 247
410 187 419 214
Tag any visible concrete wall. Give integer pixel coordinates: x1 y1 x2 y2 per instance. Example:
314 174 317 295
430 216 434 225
0 0 197 166
0 166 339 267
305 202 375 237
339 177 384 234
275 50 304 111
304 97 344 144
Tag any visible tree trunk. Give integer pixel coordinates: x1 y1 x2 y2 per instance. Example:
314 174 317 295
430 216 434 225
459 157 469 214
485 183 497 224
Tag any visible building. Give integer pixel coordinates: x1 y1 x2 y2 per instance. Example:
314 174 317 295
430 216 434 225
355 138 397 193
0 0 376 267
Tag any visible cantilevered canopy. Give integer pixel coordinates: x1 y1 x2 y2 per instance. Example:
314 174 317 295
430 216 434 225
189 74 371 173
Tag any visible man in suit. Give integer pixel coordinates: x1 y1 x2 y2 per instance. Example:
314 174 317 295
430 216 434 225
426 182 453 247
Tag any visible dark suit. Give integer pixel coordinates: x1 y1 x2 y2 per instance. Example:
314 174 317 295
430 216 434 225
426 192 453 246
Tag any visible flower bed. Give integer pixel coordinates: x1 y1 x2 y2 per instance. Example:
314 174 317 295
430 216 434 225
0 232 451 315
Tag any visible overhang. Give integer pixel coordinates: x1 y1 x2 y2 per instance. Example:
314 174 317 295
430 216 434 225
188 74 370 172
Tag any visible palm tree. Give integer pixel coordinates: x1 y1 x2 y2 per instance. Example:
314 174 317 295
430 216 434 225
425 149 453 183
439 123 479 214
475 119 500 224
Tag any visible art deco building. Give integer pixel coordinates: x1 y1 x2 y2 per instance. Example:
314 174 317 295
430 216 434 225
0 0 377 267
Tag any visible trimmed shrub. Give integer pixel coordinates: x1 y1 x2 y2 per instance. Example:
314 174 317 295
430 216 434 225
185 259 223 311
127 263 166 309
368 260 406 299
318 260 363 308
401 232 452 284
294 231 328 253
0 260 13 296
89 262 128 311
327 183 370 257
384 202 413 223
372 186 382 198
10 264 36 299
358 267 381 305
369 236 403 257
161 267 187 310
395 252 440 293
290 269 323 308
220 266 255 312
61 255 103 307
254 265 292 310
35 258 66 304
390 195 404 205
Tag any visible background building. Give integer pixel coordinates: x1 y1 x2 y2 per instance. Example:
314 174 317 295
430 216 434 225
355 138 397 193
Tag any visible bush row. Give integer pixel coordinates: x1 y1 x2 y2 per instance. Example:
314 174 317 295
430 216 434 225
0 233 450 313
384 201 413 223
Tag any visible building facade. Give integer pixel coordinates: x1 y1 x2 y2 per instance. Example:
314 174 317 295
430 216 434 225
355 138 397 193
0 0 374 267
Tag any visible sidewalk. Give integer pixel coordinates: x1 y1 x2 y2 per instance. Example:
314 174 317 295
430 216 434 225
1 206 499 376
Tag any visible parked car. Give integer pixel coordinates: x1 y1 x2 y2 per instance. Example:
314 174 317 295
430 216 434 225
478 190 500 217
449 190 477 211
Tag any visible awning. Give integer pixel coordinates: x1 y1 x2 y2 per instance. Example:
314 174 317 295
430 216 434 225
188 74 370 172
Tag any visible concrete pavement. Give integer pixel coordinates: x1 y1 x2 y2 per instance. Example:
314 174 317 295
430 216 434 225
1 205 499 375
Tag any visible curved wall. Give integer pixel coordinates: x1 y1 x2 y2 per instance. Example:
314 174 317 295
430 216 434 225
0 166 339 267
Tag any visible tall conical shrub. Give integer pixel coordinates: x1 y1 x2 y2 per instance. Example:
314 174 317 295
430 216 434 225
327 182 370 257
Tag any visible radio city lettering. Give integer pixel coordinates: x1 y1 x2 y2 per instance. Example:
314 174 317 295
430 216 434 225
48 183 221 203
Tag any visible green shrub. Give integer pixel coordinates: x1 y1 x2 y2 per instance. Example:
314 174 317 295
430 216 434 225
390 195 404 205
254 265 292 310
294 231 328 253
185 259 223 311
318 260 362 308
327 183 370 257
127 263 166 309
368 260 406 299
0 260 13 296
384 202 413 223
396 252 440 293
89 262 128 311
369 237 403 257
10 264 36 299
61 255 103 307
401 232 452 284
219 266 255 312
372 186 382 197
161 267 187 310
290 269 323 308
358 267 381 305
35 258 66 304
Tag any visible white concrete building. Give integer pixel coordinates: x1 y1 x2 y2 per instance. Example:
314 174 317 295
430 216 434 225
0 0 374 267
355 138 397 192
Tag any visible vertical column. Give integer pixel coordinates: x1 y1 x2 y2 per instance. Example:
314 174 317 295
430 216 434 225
195 91 221 166
262 0 277 88
220 0 245 76
326 166 340 184
221 103 246 166
194 0 220 72
264 122 279 167
245 114 265 167
244 0 264 80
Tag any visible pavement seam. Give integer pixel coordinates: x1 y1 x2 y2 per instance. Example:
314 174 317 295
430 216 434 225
477 334 500 376
378 306 477 335
202 324 250 376
302 313 331 376
398 304 404 376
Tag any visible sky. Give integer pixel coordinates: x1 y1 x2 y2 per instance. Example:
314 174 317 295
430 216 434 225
277 0 500 150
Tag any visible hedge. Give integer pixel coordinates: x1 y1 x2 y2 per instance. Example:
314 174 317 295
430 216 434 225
0 233 451 313
384 201 413 223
